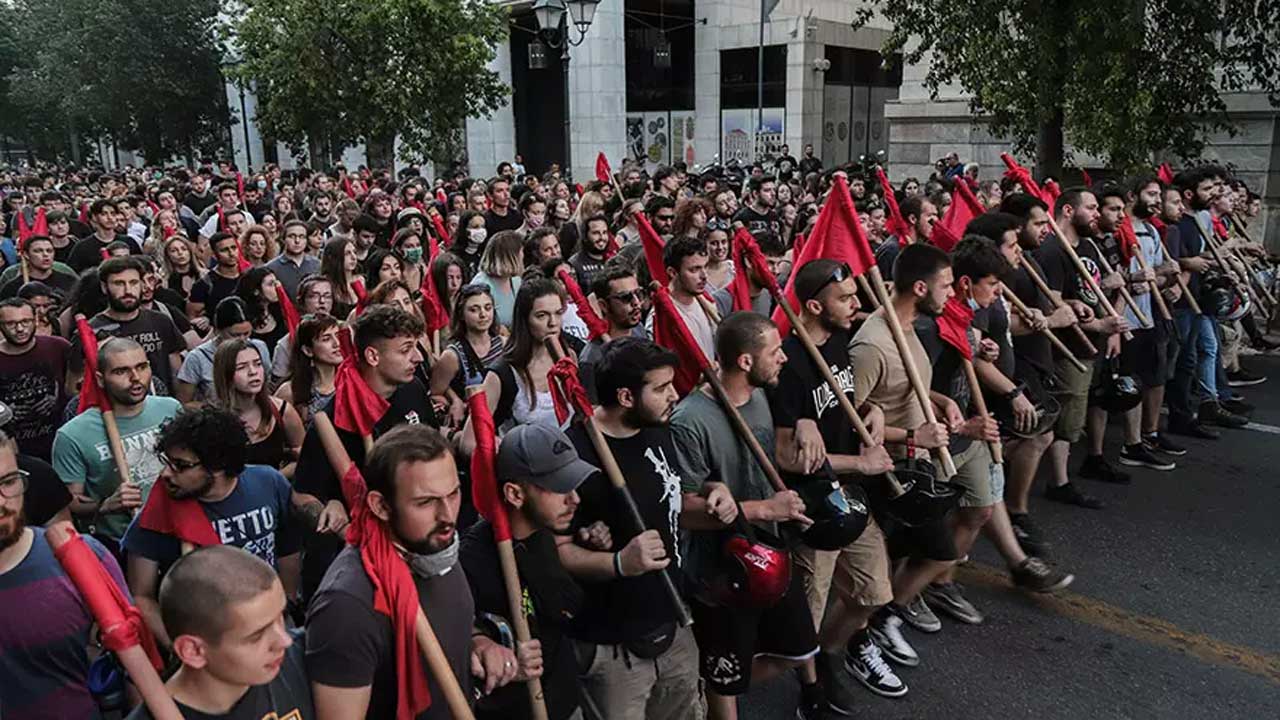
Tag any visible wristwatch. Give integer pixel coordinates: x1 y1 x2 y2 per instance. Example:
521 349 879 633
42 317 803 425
1002 384 1025 404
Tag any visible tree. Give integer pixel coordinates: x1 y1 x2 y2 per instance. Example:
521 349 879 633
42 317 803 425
856 1 1280 176
234 0 509 168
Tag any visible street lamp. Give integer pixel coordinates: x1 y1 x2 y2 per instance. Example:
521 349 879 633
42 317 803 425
532 0 600 179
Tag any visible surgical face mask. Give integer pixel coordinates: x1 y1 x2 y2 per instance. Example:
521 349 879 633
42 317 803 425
257 180 268 190
468 227 487 247
403 247 423 263
402 535 460 579
967 296 979 311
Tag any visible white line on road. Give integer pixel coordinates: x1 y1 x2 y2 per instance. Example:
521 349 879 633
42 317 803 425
1244 422 1280 434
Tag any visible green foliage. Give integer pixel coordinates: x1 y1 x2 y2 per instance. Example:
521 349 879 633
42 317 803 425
856 0 1280 174
234 0 510 166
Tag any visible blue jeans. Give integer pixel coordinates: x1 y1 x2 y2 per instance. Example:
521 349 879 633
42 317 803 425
1171 310 1218 421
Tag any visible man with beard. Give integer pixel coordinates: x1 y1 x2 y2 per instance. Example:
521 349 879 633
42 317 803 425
308 190 337 226
198 183 256 237
462 423 595 720
566 336 736 720
670 313 817 720
712 188 739 224
83 257 185 397
733 175 780 238
646 236 715 360
52 338 181 554
68 199 142 272
579 266 647 402
188 233 245 322
307 424 526 720
1033 189 1129 506
0 298 69 460
0 432 132 720
123 405 301 649
184 171 217 217
646 195 677 238
570 214 612 290
874 195 938 281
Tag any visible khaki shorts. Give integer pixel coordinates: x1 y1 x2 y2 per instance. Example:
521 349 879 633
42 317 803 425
794 515 893 629
1052 356 1094 443
948 441 998 508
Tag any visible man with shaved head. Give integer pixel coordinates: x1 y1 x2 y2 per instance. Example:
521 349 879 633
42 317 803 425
126 545 313 719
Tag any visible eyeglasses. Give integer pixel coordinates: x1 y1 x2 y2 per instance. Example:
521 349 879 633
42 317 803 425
1 318 34 330
608 289 648 304
158 452 202 473
0 469 29 498
656 214 676 222
802 263 853 302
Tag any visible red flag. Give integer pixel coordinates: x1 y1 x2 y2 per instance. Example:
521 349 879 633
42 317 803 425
136 485 222 547
547 356 594 425
575 183 584 199
435 188 447 204
595 153 613 184
1117 216 1142 264
936 297 974 361
236 172 245 200
930 179 985 253
332 327 389 436
76 317 110 414
100 248 111 261
1042 180 1062 208
277 285 301 341
876 167 910 241
51 528 164 671
1157 163 1174 186
1212 215 1229 241
635 211 668 287
15 207 48 252
468 392 511 542
1000 153 1047 205
728 227 780 312
428 213 449 255
650 285 712 396
419 268 450 334
792 232 805 258
771 175 875 336
162 225 176 240
1150 215 1168 239
557 268 609 341
342 176 356 199
352 278 369 317
1081 168 1094 187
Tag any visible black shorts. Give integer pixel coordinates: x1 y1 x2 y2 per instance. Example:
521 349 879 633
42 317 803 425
1121 325 1170 389
690 569 818 696
881 512 959 563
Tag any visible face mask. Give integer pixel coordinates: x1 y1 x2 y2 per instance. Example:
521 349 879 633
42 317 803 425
257 180 268 190
402 535 460 579
967 296 979 311
403 247 423 263
468 227 487 247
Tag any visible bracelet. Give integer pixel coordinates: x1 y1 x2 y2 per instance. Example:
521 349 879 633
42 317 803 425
612 551 624 579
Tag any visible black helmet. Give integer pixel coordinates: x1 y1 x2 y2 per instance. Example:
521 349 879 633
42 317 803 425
876 457 960 528
992 382 1060 439
1202 272 1251 321
788 468 869 551
1090 357 1142 413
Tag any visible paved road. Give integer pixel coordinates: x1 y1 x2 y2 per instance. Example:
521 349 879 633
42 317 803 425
741 354 1280 719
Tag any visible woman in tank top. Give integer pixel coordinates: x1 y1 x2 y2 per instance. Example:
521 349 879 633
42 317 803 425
213 338 305 478
429 283 506 429
274 313 341 427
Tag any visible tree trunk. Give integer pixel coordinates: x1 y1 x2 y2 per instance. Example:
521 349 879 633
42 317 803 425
1037 106 1065 181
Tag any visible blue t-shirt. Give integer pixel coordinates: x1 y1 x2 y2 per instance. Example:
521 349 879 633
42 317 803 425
121 465 300 569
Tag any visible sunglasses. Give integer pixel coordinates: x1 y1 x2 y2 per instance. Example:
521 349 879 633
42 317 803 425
802 263 853 302
608 288 648 304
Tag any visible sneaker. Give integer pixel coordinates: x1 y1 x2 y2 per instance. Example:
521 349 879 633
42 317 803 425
796 679 834 720
1010 513 1052 557
1143 433 1187 456
1222 397 1255 416
1078 454 1132 484
868 606 920 667
814 651 858 716
1199 401 1249 429
901 595 942 633
1167 417 1220 439
1119 443 1176 471
846 632 909 697
1227 368 1267 387
1045 482 1104 509
922 582 984 625
1011 557 1075 593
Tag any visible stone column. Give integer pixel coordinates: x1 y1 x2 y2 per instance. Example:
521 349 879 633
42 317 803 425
566 0 627 181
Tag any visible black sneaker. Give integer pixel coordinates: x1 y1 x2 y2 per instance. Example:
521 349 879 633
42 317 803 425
814 651 858 716
1167 417 1220 439
1200 401 1249 428
1009 513 1052 557
1227 368 1267 387
796 679 833 720
1011 557 1074 593
1045 482 1105 509
1078 454 1132 484
1119 443 1176 470
867 606 920 667
846 631 909 698
1143 433 1187 456
1222 397 1255 416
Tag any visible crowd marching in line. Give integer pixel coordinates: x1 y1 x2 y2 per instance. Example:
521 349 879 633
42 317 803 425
0 147 1275 720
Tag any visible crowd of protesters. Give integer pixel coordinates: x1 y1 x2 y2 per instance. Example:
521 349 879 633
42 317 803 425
0 144 1274 720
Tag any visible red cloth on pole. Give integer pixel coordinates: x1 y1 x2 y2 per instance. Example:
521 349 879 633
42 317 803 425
1042 180 1062 209
770 175 876 336
650 285 712 396
875 167 910 241
930 179 985 253
332 327 388 436
1116 216 1142 263
468 392 511 542
136 485 222 547
1081 168 1094 187
595 153 613 184
635 211 668 285
352 278 369 317
1157 163 1175 186
429 214 450 255
728 227 780 312
547 356 594 424
342 176 356 199
236 172 245 200
15 207 47 252
52 529 164 670
75 317 110 414
936 297 974 361
557 269 609 341
277 288 301 341
419 270 450 334
1000 153 1048 205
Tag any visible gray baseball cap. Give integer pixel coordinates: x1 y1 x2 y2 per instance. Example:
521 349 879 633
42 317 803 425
496 424 598 493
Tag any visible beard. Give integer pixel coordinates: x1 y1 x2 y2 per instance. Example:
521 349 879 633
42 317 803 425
0 507 25 551
107 293 139 313
747 364 777 389
392 509 455 555
622 402 671 429
0 325 32 346
167 474 215 500
818 311 851 333
1071 216 1094 238
915 295 944 318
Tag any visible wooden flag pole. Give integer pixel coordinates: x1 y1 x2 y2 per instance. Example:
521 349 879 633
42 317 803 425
1082 237 1152 328
856 275 881 310
864 265 957 478
1020 261 1098 355
999 287 1087 373
1192 216 1270 314
960 329 1003 464
1120 218 1172 322
1218 220 1276 309
1154 235 1203 315
1042 215 1133 341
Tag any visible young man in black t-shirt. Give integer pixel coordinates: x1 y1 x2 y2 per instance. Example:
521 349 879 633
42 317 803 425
732 175 781 238
187 233 243 322
561 337 731 719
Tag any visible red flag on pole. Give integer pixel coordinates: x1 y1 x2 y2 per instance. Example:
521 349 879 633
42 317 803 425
875 167 910 241
428 213 449 255
650 285 713 396
419 270 450 334
547 356 594 424
236 172 245 200
770 175 876 336
936 297 974 361
728 227 780 312
352 278 369 317
15 207 47 253
1116 216 1142 264
1157 163 1175 186
468 392 511 542
136 485 222 547
1042 180 1062 209
635 211 668 287
1000 153 1048 205
342 176 356 199
595 153 613 185
75 317 110 414
1081 168 1094 187
930 179 985 253
332 327 389 436
557 268 609 341
277 286 301 341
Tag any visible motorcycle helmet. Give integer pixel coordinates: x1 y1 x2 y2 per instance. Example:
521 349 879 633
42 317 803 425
1202 273 1251 321
700 519 792 609
992 383 1061 439
789 468 869 551
1090 357 1143 413
877 457 960 528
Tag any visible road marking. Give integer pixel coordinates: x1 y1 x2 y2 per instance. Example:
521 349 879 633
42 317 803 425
1243 421 1280 435
958 563 1280 686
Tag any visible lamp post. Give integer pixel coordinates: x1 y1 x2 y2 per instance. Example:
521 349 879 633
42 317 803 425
532 0 601 181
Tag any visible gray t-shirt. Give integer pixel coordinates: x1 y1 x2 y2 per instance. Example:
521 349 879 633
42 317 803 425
670 387 778 580
177 338 271 401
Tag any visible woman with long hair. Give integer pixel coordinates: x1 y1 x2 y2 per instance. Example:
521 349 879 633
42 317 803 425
144 208 181 253
429 283 505 428
392 227 427 294
240 224 276 268
158 234 203 301
613 198 645 246
259 212 280 249
452 209 487 270
703 225 735 292
365 248 404 288
235 266 288 353
275 313 341 426
549 197 572 233
320 236 362 319
671 196 712 240
212 337 305 477
560 190 606 258
461 278 570 455
472 230 524 329
273 192 298 222
430 252 467 324
522 227 561 272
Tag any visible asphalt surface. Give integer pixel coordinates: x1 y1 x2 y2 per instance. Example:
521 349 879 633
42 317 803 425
740 354 1280 719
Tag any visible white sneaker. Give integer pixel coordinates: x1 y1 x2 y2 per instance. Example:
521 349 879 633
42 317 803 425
868 608 920 667
846 634 909 697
